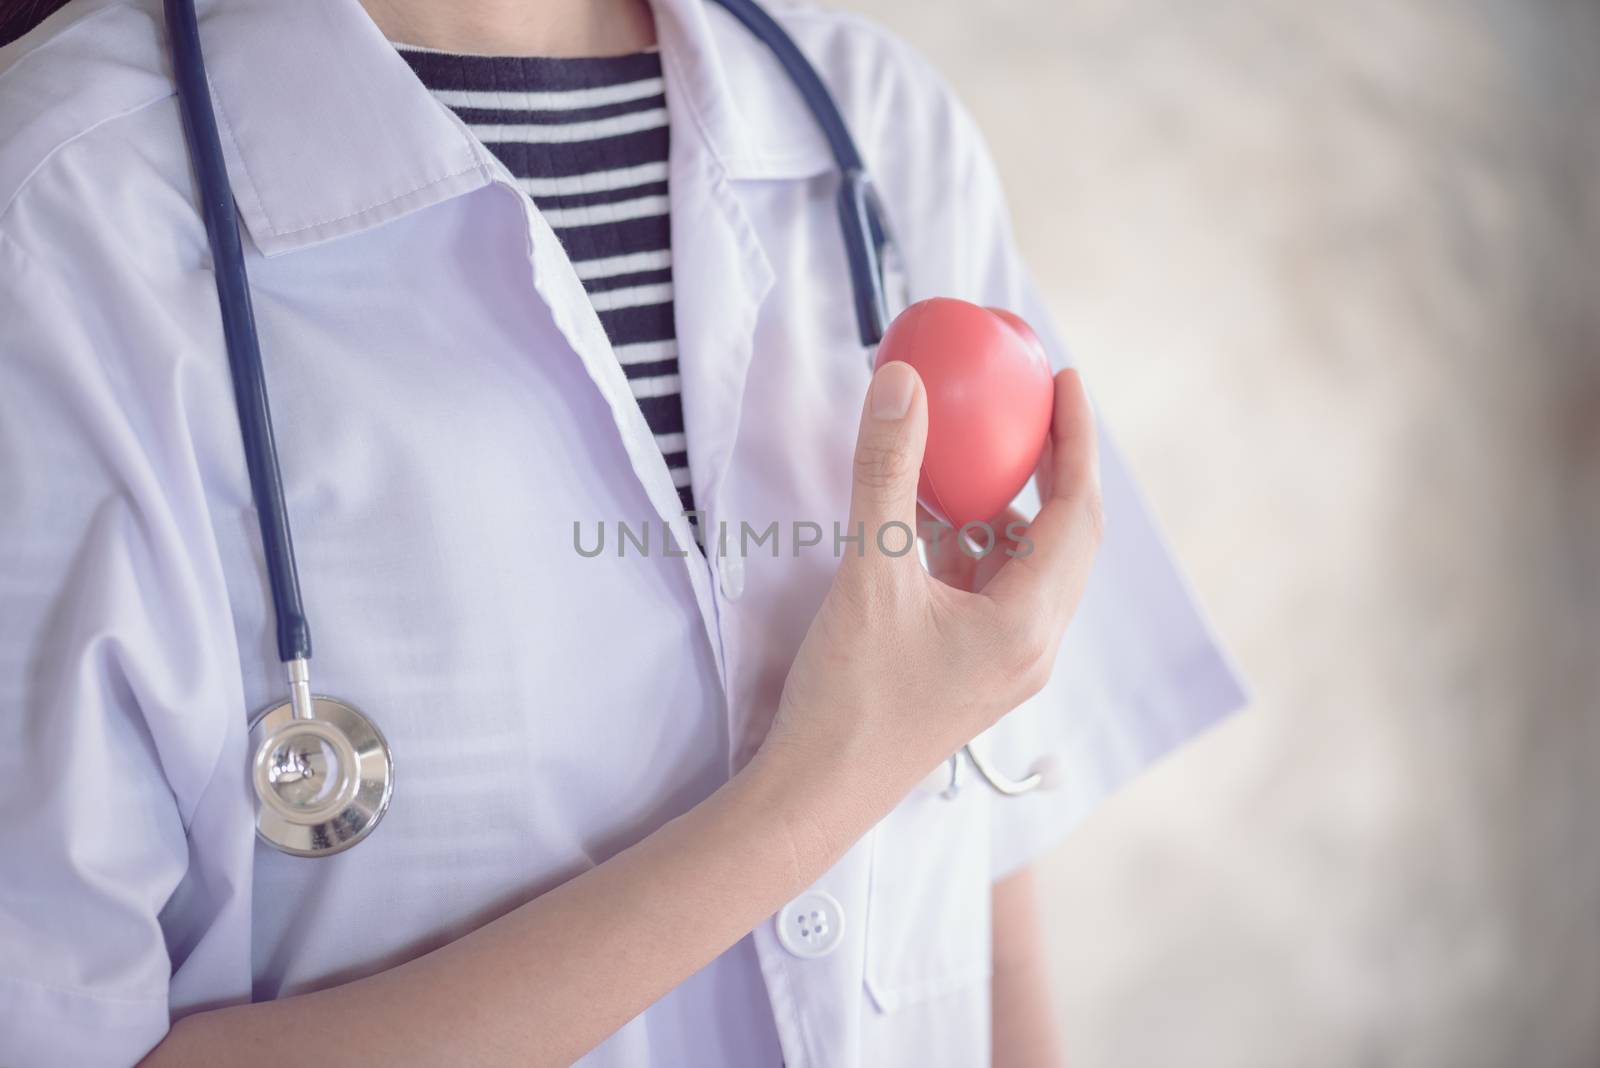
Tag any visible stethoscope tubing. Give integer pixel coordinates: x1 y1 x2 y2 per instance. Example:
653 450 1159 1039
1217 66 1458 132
166 0 312 666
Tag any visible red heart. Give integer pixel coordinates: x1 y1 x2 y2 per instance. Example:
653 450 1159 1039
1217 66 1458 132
874 298 1054 532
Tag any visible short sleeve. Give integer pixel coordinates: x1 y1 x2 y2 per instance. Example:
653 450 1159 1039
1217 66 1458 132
983 414 1249 880
860 38 1250 880
0 221 250 1065
987 270 1247 883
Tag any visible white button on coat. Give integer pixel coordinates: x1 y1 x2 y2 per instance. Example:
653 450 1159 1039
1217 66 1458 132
777 891 846 959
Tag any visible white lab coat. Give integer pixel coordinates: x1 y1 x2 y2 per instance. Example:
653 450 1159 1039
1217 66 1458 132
0 0 1246 1065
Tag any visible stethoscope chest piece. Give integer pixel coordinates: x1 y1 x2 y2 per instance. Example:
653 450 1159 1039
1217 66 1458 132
248 696 394 857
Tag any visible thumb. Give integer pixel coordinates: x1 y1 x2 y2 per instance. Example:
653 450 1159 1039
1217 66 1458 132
842 360 928 575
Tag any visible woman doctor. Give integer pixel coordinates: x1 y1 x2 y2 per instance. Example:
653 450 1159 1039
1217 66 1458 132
0 0 1245 1065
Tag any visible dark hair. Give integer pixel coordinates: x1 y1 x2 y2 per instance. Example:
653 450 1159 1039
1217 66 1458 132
1 0 74 48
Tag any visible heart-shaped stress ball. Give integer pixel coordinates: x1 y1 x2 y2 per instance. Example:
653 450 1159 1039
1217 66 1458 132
873 298 1054 531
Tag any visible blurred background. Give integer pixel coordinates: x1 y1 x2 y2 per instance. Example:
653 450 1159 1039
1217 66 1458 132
841 0 1600 1064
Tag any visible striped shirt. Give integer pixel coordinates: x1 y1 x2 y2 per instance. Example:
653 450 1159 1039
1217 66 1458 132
397 47 698 527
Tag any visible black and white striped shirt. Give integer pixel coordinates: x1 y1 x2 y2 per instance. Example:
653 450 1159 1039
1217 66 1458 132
398 47 697 525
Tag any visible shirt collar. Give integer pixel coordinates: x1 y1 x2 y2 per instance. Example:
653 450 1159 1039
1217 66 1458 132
198 0 834 258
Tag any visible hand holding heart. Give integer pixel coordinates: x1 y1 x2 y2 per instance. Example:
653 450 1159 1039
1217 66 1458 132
759 303 1103 843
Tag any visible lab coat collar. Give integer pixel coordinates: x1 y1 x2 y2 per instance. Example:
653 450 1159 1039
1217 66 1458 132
197 0 495 257
198 0 834 258
656 0 836 181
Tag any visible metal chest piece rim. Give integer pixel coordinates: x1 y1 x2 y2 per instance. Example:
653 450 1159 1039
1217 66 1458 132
248 695 394 858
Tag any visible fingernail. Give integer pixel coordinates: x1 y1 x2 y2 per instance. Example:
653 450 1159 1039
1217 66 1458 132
871 361 916 420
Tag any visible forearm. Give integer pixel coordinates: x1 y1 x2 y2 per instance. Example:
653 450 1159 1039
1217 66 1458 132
991 865 1064 1068
145 749 864 1068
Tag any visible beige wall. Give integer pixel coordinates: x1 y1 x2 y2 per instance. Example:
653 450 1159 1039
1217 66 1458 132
837 0 1600 1063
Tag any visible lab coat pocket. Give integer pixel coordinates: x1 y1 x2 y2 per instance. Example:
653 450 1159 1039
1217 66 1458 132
863 778 993 1012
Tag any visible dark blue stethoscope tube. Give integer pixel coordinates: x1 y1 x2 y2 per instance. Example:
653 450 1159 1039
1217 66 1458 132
163 0 894 673
166 0 311 664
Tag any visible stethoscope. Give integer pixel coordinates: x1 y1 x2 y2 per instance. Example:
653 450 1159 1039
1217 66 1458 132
165 0 1055 859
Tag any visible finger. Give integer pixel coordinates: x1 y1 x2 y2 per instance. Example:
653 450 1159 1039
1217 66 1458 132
971 506 1030 592
1035 368 1099 509
984 369 1103 623
916 504 975 589
841 361 929 580
1034 423 1055 504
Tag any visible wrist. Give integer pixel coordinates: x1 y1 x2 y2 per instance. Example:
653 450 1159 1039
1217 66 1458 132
731 739 882 891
